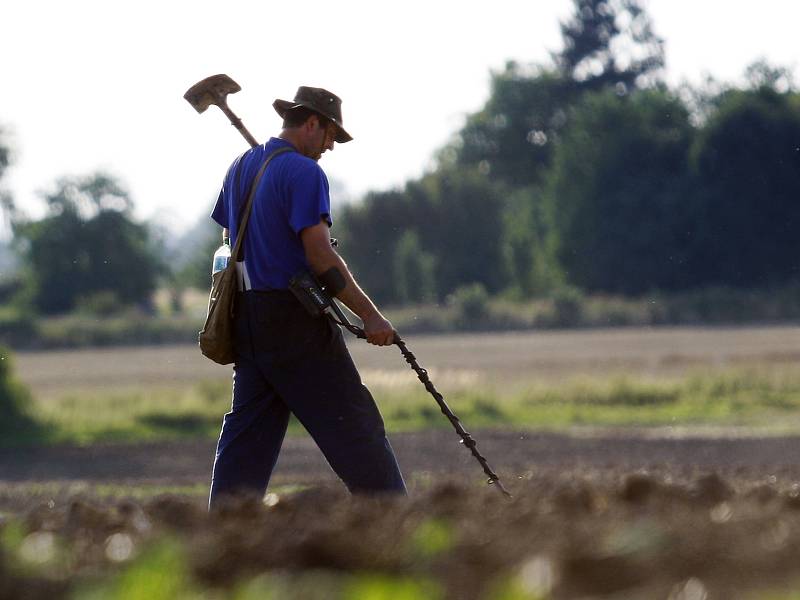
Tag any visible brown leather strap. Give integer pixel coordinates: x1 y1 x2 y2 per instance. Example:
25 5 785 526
231 146 293 262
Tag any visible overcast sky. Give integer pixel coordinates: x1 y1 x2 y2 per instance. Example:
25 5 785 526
2 0 798 233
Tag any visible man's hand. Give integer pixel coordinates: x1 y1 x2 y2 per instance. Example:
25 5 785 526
362 312 396 346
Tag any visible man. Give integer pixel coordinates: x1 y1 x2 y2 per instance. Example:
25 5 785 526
208 86 406 508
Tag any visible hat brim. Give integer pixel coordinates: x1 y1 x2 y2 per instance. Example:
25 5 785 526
273 99 352 143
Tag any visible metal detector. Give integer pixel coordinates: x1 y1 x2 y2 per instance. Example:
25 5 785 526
325 293 513 499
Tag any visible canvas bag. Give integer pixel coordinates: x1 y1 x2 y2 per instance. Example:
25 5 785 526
198 147 291 364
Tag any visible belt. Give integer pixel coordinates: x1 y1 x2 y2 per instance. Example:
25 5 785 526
238 289 287 295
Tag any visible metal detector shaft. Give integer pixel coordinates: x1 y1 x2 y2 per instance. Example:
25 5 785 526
327 302 512 499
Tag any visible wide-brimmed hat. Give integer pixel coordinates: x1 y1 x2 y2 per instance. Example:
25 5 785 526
273 86 353 143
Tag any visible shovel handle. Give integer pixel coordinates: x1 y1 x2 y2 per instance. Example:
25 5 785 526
218 101 259 148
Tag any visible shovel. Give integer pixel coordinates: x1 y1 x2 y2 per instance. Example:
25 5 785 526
184 74 259 148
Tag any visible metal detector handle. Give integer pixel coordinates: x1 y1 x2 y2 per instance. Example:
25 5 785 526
326 299 367 339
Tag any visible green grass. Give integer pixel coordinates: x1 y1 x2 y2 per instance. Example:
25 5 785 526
26 379 310 446
31 385 228 445
374 368 800 432
17 367 800 446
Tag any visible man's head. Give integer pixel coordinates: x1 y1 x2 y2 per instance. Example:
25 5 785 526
278 107 337 161
274 86 352 161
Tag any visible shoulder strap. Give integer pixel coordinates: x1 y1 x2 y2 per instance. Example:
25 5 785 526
231 146 293 262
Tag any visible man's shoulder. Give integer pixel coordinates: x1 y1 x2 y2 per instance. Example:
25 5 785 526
231 139 326 186
227 141 297 171
269 144 318 170
275 152 326 184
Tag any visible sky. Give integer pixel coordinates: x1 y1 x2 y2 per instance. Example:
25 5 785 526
2 0 799 234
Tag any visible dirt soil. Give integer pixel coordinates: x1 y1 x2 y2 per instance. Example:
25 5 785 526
5 429 800 598
4 428 800 491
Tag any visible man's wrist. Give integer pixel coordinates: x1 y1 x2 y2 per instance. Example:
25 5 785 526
357 305 382 324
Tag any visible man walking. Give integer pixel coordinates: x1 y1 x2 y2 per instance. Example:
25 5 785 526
208 86 406 508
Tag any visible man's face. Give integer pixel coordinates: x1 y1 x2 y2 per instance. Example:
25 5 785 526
306 117 335 162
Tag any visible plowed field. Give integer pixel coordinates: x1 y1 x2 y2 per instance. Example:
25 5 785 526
4 326 800 598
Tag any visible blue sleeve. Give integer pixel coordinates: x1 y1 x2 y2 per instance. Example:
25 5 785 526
210 187 228 228
211 157 244 229
286 160 332 233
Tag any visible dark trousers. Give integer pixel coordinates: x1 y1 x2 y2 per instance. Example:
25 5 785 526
209 291 406 508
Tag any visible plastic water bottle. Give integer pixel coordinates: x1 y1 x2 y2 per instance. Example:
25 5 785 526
212 237 231 275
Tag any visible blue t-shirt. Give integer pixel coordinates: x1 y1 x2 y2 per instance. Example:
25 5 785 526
211 137 332 290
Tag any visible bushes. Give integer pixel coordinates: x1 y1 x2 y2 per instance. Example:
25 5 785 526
0 284 798 351
448 283 490 327
0 346 39 442
37 314 199 348
385 284 800 334
0 313 199 350
0 306 36 347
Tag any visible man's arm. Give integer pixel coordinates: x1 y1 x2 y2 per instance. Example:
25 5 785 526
300 220 395 346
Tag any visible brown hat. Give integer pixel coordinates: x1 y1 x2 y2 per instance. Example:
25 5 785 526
273 86 353 143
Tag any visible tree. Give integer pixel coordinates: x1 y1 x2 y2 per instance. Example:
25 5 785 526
548 88 695 293
686 83 800 288
444 65 572 188
0 131 8 174
410 169 509 298
392 230 436 303
0 126 9 192
171 215 222 291
341 0 667 304
556 0 664 93
442 0 664 192
502 186 563 296
0 126 14 237
14 173 162 314
337 168 508 305
744 59 796 92
337 188 421 305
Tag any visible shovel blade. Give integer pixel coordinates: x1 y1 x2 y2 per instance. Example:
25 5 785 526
184 74 242 113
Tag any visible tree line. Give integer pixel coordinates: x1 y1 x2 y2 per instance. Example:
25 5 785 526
335 1 800 305
1 0 798 317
